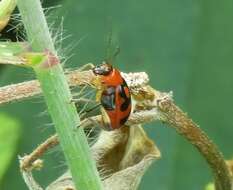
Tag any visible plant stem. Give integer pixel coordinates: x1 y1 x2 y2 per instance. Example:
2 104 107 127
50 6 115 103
158 98 232 190
21 172 43 190
20 134 58 171
20 107 161 172
0 70 145 105
17 0 103 190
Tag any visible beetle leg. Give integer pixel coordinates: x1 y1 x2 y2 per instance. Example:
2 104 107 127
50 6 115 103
90 76 103 90
76 116 103 129
84 103 102 113
100 107 112 130
79 103 101 119
95 89 102 102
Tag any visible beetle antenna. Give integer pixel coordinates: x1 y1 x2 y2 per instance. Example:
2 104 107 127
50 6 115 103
112 46 120 61
104 22 120 65
105 25 113 64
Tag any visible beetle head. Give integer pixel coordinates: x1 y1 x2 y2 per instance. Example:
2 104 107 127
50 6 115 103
93 62 113 76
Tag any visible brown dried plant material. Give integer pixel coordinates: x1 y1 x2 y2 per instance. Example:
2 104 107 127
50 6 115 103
46 125 160 190
0 70 149 105
20 135 59 171
205 159 233 190
16 68 230 189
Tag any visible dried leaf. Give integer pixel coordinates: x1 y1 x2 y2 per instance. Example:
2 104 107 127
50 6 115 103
46 125 160 190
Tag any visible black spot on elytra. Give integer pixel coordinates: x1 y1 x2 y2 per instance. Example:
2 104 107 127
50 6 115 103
120 99 130 111
120 114 130 125
101 87 116 111
119 80 131 112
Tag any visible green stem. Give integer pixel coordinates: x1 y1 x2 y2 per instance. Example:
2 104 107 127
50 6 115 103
17 1 103 190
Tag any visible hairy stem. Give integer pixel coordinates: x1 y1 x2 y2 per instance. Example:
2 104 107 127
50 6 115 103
20 134 58 171
0 70 145 105
158 98 232 190
17 0 103 190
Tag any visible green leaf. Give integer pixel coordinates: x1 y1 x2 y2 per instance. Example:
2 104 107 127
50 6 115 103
0 113 21 181
0 0 17 31
205 183 214 190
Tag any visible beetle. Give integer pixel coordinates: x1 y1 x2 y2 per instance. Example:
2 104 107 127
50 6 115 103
92 62 131 130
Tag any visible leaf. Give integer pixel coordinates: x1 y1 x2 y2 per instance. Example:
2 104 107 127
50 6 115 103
0 113 21 181
205 183 214 190
46 125 161 190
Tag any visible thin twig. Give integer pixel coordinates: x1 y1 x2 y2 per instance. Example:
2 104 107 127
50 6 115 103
20 170 43 190
17 80 232 190
0 70 148 105
1 57 230 189
19 108 161 171
20 134 59 171
157 97 232 190
0 79 41 104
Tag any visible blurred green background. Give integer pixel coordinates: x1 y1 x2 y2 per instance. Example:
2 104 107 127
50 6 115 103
1 0 233 189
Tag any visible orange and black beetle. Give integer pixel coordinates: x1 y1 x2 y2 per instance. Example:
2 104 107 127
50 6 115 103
92 62 131 130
